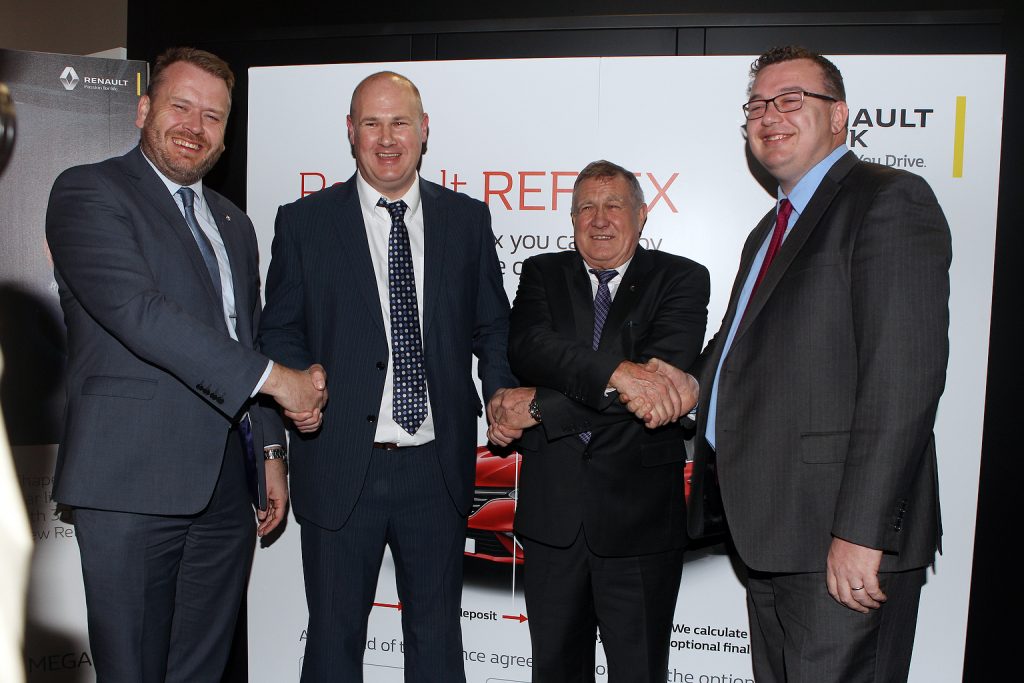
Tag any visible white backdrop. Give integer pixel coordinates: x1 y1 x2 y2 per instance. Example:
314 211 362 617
246 55 1004 682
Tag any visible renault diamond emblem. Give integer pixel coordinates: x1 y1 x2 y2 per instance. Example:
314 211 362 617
59 67 80 91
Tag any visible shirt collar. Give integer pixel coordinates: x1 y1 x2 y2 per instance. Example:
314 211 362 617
582 254 634 280
141 148 205 209
780 144 848 213
356 171 422 219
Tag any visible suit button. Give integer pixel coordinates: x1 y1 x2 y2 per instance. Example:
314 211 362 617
367 415 377 423
376 361 386 370
216 396 224 404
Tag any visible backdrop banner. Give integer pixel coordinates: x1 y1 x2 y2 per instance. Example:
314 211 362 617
246 54 1003 683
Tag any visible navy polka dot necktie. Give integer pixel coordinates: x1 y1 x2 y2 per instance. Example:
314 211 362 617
378 197 428 435
580 268 618 445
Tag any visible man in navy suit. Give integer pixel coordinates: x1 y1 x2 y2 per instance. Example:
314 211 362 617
45 48 327 682
486 160 709 682
259 71 516 682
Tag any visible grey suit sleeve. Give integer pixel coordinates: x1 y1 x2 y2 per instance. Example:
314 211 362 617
831 173 951 551
45 166 269 417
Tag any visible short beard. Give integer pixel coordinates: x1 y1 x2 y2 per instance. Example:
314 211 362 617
140 124 222 186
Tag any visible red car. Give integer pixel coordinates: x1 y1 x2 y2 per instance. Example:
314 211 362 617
465 445 693 564
465 446 524 564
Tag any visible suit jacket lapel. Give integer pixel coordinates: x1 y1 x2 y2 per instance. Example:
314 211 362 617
208 192 250 343
124 146 223 312
328 176 387 336
598 246 650 353
420 179 446 339
566 253 595 344
736 151 858 339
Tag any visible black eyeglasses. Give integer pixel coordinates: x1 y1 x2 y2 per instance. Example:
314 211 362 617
742 91 837 120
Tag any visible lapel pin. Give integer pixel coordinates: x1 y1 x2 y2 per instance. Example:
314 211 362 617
225 215 232 221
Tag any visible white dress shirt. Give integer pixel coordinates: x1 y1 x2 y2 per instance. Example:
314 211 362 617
355 172 436 446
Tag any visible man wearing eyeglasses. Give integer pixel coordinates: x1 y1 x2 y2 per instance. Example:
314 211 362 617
684 46 951 682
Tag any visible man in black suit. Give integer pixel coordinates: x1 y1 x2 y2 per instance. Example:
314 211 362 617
45 48 327 682
487 159 709 682
684 47 951 682
258 71 516 682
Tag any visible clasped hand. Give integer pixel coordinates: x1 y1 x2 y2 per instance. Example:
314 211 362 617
613 358 698 428
265 363 329 433
485 387 536 447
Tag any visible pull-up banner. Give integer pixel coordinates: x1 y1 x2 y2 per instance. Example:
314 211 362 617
0 47 146 682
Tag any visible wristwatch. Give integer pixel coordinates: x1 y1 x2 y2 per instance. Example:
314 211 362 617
264 446 287 463
528 397 542 423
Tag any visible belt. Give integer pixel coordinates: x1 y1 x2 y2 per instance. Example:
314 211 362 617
372 442 402 450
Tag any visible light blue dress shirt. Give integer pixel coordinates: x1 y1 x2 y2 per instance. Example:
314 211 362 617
705 145 848 449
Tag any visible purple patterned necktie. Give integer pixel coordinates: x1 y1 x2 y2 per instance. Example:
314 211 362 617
580 268 618 445
378 197 428 435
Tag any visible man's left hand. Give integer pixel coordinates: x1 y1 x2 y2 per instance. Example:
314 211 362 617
826 537 886 613
486 387 537 446
257 458 288 537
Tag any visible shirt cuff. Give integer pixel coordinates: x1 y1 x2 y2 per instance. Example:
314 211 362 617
251 360 274 397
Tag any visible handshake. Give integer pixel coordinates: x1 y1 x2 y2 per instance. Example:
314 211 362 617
485 358 698 447
261 363 329 433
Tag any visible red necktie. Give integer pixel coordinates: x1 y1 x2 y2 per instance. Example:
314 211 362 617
750 198 793 297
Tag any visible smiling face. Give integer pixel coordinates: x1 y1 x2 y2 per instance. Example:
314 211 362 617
571 174 647 271
136 61 230 186
347 74 428 198
746 58 848 193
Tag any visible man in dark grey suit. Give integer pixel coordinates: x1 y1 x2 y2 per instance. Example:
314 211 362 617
486 160 709 682
45 48 327 683
684 46 951 682
258 72 516 682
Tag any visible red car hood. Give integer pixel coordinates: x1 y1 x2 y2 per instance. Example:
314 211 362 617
474 447 520 487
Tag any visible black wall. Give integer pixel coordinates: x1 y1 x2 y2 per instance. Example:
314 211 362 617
127 4 1020 680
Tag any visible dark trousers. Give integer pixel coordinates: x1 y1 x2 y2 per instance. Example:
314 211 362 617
746 567 926 683
299 442 467 683
521 531 684 683
74 433 255 683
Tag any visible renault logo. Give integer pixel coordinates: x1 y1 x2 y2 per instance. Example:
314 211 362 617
59 67 79 91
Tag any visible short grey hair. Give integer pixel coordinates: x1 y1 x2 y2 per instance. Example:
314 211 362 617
571 160 644 214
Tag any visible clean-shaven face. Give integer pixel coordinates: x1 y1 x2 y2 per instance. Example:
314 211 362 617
746 58 848 193
571 175 647 270
347 76 428 198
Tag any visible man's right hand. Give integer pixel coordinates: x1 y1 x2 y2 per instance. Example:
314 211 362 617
262 363 328 433
612 358 698 428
